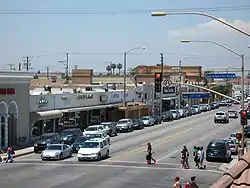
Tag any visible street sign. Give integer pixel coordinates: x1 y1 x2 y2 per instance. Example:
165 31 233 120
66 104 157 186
163 79 172 86
182 93 211 99
205 73 236 79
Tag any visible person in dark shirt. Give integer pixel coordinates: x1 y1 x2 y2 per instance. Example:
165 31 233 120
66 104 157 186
146 142 156 164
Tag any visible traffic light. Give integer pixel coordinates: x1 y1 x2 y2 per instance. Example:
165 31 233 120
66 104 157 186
236 133 242 140
240 110 248 125
154 72 162 92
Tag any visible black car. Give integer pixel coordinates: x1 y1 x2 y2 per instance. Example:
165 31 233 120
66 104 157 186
206 140 231 162
60 128 83 145
244 125 250 138
132 119 144 130
71 136 89 153
161 111 174 122
100 122 118 136
34 133 61 153
151 115 162 124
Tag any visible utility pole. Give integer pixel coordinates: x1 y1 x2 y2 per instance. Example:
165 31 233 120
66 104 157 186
45 67 49 79
8 64 15 70
178 60 182 109
22 56 32 71
58 53 70 84
160 53 164 115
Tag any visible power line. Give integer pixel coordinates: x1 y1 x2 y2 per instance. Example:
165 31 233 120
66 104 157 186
1 5 250 14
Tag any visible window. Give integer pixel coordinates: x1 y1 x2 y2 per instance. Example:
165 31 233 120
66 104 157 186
63 145 67 150
47 145 62 150
85 127 98 131
103 140 107 146
82 142 99 148
100 142 104 148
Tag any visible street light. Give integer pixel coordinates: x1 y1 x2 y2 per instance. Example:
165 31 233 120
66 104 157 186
123 47 146 108
151 11 250 37
181 39 245 155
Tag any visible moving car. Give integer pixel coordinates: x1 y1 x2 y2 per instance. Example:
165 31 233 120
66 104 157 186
77 138 109 161
34 133 61 153
206 140 231 162
116 119 134 132
223 138 238 154
214 111 229 123
60 128 83 145
100 122 118 136
71 136 89 153
219 101 232 107
141 116 154 126
228 110 238 118
169 110 181 120
244 125 250 138
83 125 105 135
151 115 162 124
132 118 144 130
41 144 72 160
85 131 110 145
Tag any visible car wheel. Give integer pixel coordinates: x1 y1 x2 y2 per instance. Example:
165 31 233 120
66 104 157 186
214 120 217 123
115 131 118 136
34 149 38 153
97 153 101 161
59 153 63 160
206 157 211 162
106 150 109 158
78 158 82 162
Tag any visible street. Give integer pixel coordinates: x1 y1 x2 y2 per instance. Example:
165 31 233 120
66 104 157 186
0 106 241 188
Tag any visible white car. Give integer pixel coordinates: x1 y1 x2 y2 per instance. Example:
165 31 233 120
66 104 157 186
84 131 110 145
77 138 110 161
214 111 229 123
116 119 133 132
141 116 154 126
41 144 72 160
83 125 105 135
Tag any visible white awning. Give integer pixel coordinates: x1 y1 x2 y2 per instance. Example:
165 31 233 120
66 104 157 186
162 97 178 100
36 110 63 120
61 104 121 113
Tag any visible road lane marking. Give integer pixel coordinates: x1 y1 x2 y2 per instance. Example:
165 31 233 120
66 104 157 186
12 162 223 174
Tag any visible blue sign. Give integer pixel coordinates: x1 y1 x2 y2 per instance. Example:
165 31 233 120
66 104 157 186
205 73 236 79
183 93 211 99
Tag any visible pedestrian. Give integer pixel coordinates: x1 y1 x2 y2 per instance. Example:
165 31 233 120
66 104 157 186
198 147 205 169
5 146 13 163
190 176 198 188
173 176 182 188
0 147 4 163
193 146 199 167
146 142 156 164
182 146 189 169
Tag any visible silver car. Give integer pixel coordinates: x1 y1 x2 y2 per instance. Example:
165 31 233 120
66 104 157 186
116 119 133 132
169 110 180 120
41 144 72 160
141 116 154 126
214 111 229 123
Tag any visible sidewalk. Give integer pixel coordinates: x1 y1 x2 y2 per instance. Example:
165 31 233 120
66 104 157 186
0 146 34 160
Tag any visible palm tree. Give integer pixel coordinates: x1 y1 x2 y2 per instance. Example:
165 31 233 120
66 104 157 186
106 65 111 75
117 63 122 75
111 63 116 75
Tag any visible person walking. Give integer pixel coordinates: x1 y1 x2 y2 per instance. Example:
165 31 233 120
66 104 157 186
190 176 198 188
5 146 13 163
146 142 156 164
173 177 182 188
198 146 205 169
193 146 199 167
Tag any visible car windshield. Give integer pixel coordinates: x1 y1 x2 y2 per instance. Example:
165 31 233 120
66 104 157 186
82 142 99 148
85 127 98 131
192 105 198 108
245 126 250 130
46 145 62 150
101 123 111 128
87 134 102 139
118 120 128 124
228 111 236 113
75 137 88 142
224 140 235 144
142 117 150 120
208 142 225 149
216 112 225 115
231 133 236 137
170 110 176 113
60 131 73 136
39 135 53 140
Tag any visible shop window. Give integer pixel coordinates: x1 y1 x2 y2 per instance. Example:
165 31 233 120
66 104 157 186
1 117 5 147
44 119 54 133
32 120 43 137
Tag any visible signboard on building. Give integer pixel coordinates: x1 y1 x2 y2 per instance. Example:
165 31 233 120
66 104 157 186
37 96 48 108
100 95 108 102
182 93 211 99
163 86 175 94
76 94 94 100
205 73 236 79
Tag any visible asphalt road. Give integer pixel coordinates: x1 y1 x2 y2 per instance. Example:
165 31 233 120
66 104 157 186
0 105 242 188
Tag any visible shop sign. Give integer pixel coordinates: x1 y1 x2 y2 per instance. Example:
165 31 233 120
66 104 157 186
0 88 15 95
100 95 108 102
37 96 48 107
112 93 120 98
163 86 176 94
76 94 94 100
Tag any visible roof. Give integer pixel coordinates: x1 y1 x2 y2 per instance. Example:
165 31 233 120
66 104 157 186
211 151 250 188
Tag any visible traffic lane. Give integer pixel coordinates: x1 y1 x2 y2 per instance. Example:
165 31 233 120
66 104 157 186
106 106 237 162
0 162 222 188
15 108 221 162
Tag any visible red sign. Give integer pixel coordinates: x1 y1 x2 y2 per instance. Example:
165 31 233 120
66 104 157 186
0 88 15 95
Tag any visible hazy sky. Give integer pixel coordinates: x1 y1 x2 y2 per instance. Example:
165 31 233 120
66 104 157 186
1 0 250 73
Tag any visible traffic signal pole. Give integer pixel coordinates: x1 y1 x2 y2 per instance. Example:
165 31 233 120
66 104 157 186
240 54 245 157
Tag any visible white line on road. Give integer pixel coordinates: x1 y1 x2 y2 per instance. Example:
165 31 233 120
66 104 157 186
12 162 223 174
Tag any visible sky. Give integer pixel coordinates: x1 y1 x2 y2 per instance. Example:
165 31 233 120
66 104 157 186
1 0 250 74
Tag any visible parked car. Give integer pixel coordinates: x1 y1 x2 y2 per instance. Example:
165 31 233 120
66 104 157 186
228 110 238 118
141 116 155 126
206 140 231 162
41 144 73 160
177 109 187 118
190 108 197 115
223 138 238 154
34 133 61 153
77 138 109 161
244 125 250 138
83 125 105 135
85 131 110 145
199 104 207 112
71 136 89 153
214 111 229 123
169 109 181 120
132 118 144 130
205 104 212 111
210 102 219 109
151 115 162 124
161 111 174 122
191 105 201 114
116 119 134 132
100 122 118 136
60 128 83 145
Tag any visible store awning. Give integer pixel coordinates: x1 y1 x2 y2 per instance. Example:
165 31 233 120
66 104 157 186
36 110 63 120
61 104 121 113
162 97 177 100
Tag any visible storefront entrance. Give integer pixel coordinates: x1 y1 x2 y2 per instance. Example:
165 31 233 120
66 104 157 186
8 101 19 146
0 101 8 147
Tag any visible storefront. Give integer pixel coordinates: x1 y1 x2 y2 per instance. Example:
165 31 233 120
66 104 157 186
162 85 178 112
0 71 32 147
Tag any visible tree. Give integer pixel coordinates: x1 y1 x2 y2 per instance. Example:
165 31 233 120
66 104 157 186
129 67 138 76
106 65 111 75
212 84 232 96
117 63 122 75
111 63 116 75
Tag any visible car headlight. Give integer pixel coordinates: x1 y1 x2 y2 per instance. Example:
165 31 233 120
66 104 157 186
34 144 37 146
55 152 60 156
47 143 51 146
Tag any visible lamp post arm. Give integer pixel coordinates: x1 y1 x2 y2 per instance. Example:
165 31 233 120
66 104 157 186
166 12 250 37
